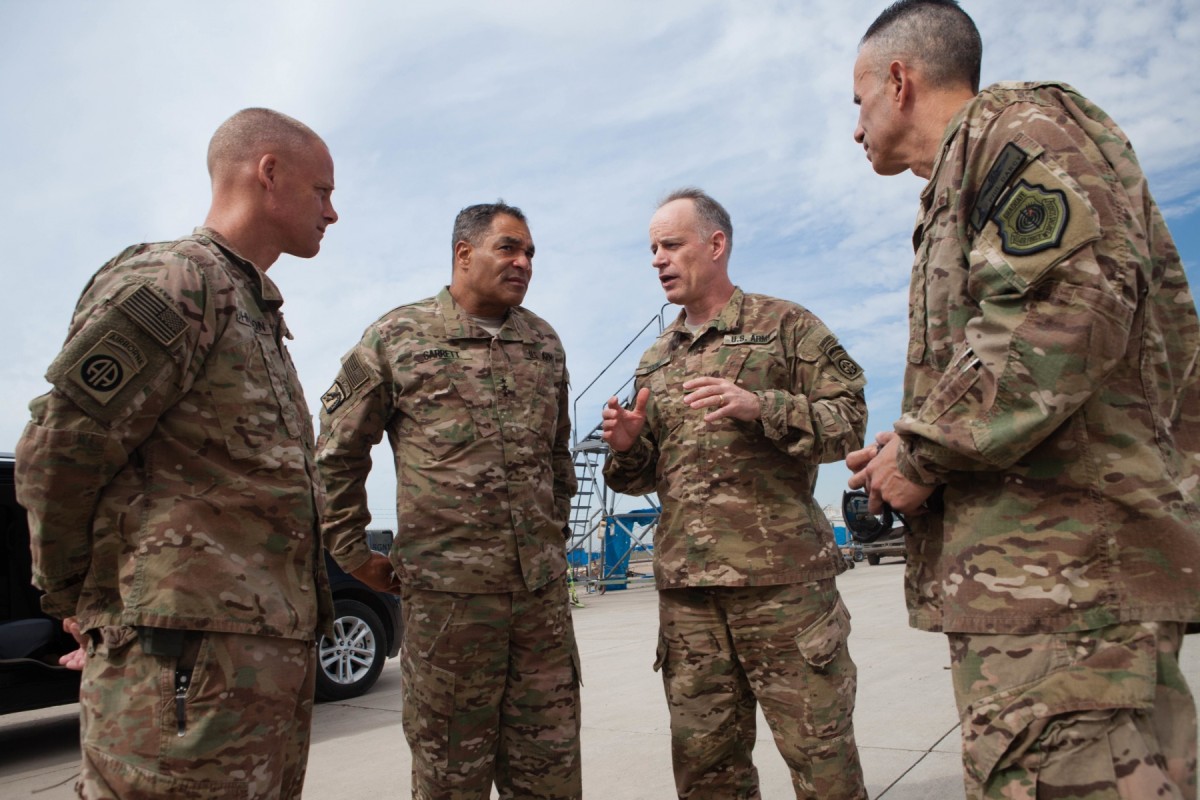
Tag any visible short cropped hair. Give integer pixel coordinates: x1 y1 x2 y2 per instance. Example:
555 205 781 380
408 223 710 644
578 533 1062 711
451 201 528 252
206 108 322 177
659 187 733 256
861 0 982 94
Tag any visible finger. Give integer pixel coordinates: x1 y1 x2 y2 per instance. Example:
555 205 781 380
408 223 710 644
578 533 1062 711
681 376 720 391
847 469 868 490
633 387 650 415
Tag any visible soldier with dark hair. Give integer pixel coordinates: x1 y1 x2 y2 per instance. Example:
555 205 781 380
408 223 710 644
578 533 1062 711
317 202 582 799
16 107 339 798
847 1 1200 797
603 188 869 799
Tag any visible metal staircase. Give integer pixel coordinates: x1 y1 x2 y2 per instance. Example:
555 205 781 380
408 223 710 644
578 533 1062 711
564 308 670 600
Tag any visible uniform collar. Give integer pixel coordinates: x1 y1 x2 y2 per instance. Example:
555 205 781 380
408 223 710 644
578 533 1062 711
664 287 746 338
193 226 285 311
435 286 533 342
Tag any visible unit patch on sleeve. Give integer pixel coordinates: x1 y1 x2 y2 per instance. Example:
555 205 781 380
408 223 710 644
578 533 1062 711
69 331 148 406
970 142 1028 233
819 335 862 380
991 179 1069 256
321 380 347 414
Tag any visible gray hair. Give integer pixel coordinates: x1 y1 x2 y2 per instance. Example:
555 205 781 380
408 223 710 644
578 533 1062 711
451 201 528 255
860 0 981 94
206 108 323 178
659 187 733 256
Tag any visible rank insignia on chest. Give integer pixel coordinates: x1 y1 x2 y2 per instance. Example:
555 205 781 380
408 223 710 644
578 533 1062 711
992 180 1069 256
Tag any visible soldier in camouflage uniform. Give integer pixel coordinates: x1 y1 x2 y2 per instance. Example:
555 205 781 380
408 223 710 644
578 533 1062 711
316 202 581 800
14 108 338 798
847 2 1200 797
602 188 869 800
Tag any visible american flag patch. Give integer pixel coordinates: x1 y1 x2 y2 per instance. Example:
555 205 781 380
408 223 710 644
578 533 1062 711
118 285 186 346
343 352 370 389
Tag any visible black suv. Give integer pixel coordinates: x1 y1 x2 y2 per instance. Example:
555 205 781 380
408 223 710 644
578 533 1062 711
1 452 401 713
318 532 403 701
0 453 81 714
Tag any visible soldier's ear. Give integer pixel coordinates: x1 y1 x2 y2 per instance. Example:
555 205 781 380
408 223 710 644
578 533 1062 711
454 240 473 269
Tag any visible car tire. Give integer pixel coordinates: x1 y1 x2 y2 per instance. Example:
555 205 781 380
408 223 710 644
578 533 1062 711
867 553 881 566
316 599 387 701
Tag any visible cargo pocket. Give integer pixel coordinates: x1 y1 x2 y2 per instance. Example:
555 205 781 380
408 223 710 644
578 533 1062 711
402 655 456 771
794 597 857 739
652 630 668 673
958 625 1157 791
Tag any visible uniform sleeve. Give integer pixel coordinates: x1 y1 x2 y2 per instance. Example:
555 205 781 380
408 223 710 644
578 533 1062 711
894 107 1127 482
756 318 868 463
15 255 208 617
316 333 391 574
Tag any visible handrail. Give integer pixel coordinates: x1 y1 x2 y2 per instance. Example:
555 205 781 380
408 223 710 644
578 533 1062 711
571 305 669 447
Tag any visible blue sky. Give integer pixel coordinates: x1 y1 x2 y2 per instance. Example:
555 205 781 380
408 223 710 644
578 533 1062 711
1 1 1197 529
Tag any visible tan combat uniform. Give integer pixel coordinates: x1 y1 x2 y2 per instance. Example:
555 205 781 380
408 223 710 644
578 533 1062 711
16 227 331 799
894 82 1200 798
317 287 581 800
604 288 868 800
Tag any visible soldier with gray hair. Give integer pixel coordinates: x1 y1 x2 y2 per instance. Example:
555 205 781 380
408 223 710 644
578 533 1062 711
15 107 339 797
317 201 582 799
846 1 1200 797
602 188 869 799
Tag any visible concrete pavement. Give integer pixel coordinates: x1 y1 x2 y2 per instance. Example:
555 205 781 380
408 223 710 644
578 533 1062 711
3 561 1197 798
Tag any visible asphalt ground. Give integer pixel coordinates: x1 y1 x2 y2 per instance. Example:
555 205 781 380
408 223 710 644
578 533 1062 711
3 559 1198 799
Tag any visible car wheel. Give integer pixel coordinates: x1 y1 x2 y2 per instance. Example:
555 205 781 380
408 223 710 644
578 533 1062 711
316 599 386 701
867 553 881 566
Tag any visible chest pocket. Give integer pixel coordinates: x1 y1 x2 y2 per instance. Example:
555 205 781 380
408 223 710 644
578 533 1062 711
634 356 678 433
721 332 784 387
507 347 559 433
404 355 494 459
911 189 958 368
212 333 302 460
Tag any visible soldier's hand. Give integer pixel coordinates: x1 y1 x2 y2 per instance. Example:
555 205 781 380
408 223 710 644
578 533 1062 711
846 430 895 472
601 388 650 452
350 552 402 595
682 377 761 423
847 434 934 515
59 617 87 671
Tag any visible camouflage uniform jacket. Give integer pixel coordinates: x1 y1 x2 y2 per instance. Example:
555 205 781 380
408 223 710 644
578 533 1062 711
603 288 867 589
317 287 576 593
893 82 1200 634
15 228 333 640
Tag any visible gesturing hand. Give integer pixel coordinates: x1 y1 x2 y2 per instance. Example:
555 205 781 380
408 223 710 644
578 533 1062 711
601 388 650 452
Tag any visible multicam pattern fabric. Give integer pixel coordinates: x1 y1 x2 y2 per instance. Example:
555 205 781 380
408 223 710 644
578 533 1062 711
78 627 317 799
317 287 576 592
603 289 868 589
949 622 1196 799
656 581 867 800
401 578 582 799
15 227 331 640
892 83 1200 634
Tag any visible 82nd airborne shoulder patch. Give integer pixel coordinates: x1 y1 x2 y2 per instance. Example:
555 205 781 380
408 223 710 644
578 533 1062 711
992 179 1069 256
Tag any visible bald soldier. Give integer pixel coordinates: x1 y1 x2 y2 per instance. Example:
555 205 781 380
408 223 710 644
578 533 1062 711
846 1 1200 797
15 108 338 798
602 188 868 799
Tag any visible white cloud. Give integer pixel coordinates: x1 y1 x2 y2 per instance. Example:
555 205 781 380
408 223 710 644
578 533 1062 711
1 0 1197 529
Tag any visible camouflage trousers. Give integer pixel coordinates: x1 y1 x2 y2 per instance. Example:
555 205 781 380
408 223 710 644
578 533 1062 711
656 580 867 800
949 621 1197 799
77 626 317 799
401 577 582 800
